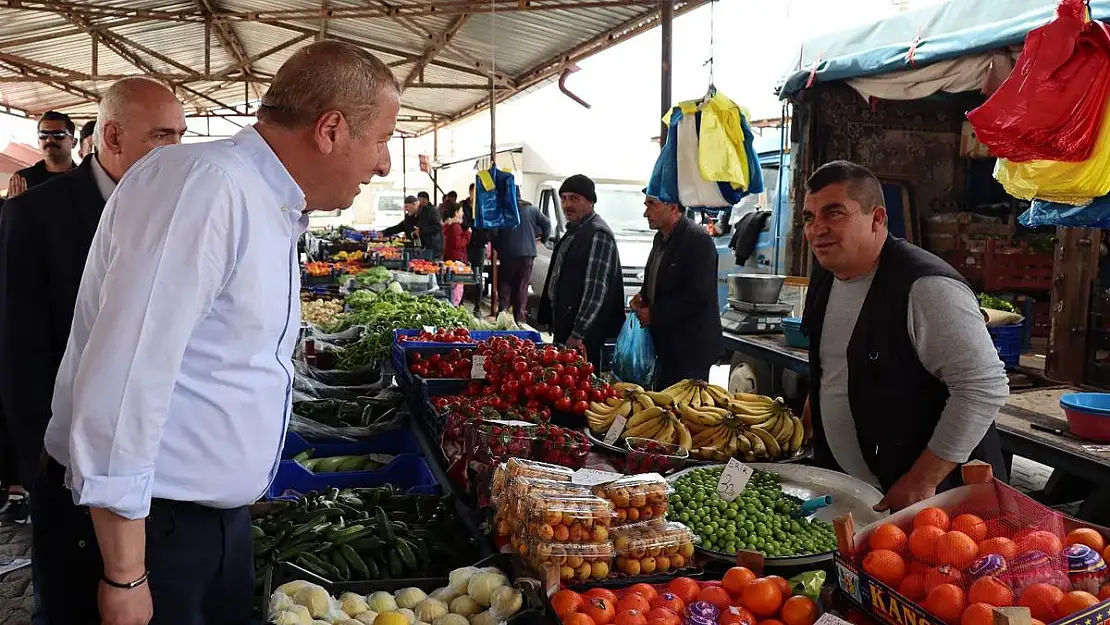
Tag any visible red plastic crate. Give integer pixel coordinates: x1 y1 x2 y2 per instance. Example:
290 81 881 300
983 239 1054 293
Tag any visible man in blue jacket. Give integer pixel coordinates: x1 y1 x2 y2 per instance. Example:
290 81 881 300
492 194 551 323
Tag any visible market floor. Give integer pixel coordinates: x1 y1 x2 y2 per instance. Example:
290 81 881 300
0 523 32 624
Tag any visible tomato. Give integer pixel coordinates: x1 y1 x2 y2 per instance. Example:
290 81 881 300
519 371 534 386
534 382 549 397
555 397 573 412
523 386 536 400
543 369 559 384
578 379 592 392
526 399 542 411
590 389 606 402
560 374 576 389
572 389 589 402
547 386 565 402
552 363 565 376
512 360 528 374
565 364 579 379
572 400 589 414
487 371 502 385
560 349 578 364
581 361 595 375
502 380 520 394
541 408 551 420
447 348 461 360
411 364 427 377
410 352 423 362
542 350 557 365
483 385 498 396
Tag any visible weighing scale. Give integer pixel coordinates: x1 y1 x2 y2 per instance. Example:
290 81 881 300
720 298 794 334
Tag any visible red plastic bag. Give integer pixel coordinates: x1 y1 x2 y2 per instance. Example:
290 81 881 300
967 0 1110 162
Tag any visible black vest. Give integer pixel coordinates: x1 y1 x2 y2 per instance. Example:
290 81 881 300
801 236 1008 491
539 213 625 363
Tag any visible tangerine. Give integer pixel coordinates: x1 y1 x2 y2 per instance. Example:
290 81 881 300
923 566 965 594
960 603 995 625
667 578 701 605
742 579 784 617
910 526 946 564
968 577 1014 607
1100 583 1110 601
617 594 652 615
1019 583 1065 623
863 549 907 587
759 620 787 625
938 531 980 569
914 507 951 531
582 598 617 625
1066 528 1107 553
898 573 927 602
697 586 733 611
723 567 758 598
1019 530 1064 557
765 576 792 599
923 584 967 625
978 537 1018 561
566 614 597 625
586 589 620 605
553 590 586 618
627 584 659 605
646 609 681 625
1104 545 1110 566
780 596 819 625
870 524 909 554
720 606 757 625
651 593 685 615
614 609 648 625
951 515 989 543
1055 591 1099 619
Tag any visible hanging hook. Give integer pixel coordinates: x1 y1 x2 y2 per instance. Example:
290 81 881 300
703 0 717 98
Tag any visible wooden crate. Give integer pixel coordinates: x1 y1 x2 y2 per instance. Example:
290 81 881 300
982 239 1054 293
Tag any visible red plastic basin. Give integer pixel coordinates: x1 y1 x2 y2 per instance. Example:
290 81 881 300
1060 393 1110 442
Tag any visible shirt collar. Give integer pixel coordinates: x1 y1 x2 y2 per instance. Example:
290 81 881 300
89 155 117 201
231 125 306 219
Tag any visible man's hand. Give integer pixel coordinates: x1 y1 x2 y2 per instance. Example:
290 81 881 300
874 448 956 512
630 293 643 310
99 580 153 625
635 305 651 326
567 336 586 355
6 174 26 199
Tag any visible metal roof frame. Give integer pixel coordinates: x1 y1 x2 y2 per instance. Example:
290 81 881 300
0 0 710 136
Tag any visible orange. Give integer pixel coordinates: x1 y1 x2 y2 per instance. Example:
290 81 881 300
968 577 1014 607
586 588 620 605
910 526 946 564
1019 530 1063 556
978 537 1018 561
869 524 909 554
1066 528 1107 553
719 606 756 625
898 573 927 602
1055 591 1099 619
647 609 681 625
960 603 995 625
1104 544 1110 566
924 566 964 594
759 620 787 625
651 593 685 615
765 576 792 599
614 609 648 625
723 567 758 598
627 584 659 605
938 531 980 569
863 549 907 587
617 594 652 615
697 586 733 611
1019 583 1065 623
742 579 784 617
582 598 617 625
566 614 597 625
914 507 951 531
923 584 966 625
1100 583 1110 601
951 515 989 543
780 596 819 625
667 578 701 606
553 590 585 618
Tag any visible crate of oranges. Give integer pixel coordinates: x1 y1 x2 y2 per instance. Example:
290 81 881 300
591 473 670 526
612 521 698 577
524 541 613 583
836 476 1110 625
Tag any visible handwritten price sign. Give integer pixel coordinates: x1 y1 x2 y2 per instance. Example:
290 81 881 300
716 457 754 502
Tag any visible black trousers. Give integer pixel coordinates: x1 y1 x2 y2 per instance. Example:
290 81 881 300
33 456 255 625
497 256 534 324
467 246 486 314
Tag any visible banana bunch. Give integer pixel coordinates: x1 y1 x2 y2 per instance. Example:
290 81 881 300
585 382 692 450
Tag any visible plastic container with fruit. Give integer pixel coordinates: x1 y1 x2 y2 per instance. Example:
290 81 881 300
612 521 699 577
494 478 589 539
519 491 615 545
521 540 614 583
465 420 537 465
536 425 591 469
490 458 575 504
625 437 689 474
591 473 671 526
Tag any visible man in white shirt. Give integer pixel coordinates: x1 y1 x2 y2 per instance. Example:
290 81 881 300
36 41 400 625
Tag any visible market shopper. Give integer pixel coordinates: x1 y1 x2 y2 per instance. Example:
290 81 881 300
0 78 187 530
35 41 399 625
443 203 471 305
79 120 96 159
538 174 625 367
492 192 550 323
799 160 1009 511
461 182 490 315
6 111 77 199
383 193 445 258
631 195 723 389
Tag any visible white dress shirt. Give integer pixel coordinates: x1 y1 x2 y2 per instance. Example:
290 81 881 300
46 125 308 520
89 154 117 201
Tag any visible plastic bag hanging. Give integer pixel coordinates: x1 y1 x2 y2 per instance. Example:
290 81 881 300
474 167 520 230
966 0 1110 162
1020 194 1110 228
612 313 656 389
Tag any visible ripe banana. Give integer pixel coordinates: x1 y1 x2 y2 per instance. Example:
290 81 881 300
660 379 692 396
604 396 622 408
788 415 805 453
747 424 782 458
613 382 644 393
633 393 655 412
656 421 675 444
774 414 796 446
678 403 722 427
705 384 732 407
644 391 675 407
624 417 662 439
625 405 664 429
589 401 619 414
743 430 767 458
675 421 693 450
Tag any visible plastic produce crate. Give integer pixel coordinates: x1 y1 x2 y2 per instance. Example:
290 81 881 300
266 454 439 499
281 428 421 460
408 378 470 442
988 323 1023 369
391 329 543 389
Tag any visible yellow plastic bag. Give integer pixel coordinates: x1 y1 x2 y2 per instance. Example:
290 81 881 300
664 92 750 190
995 94 1110 205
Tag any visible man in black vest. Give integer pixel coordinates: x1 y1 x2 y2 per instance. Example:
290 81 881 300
799 161 1009 511
6 111 78 199
538 174 625 367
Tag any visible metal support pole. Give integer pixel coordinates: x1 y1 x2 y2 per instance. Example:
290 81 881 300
432 126 439 204
402 137 407 196
489 75 499 318
660 0 673 150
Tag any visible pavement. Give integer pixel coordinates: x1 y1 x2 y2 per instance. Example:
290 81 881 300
0 524 32 625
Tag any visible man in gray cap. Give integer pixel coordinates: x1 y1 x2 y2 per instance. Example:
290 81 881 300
383 193 444 258
538 174 625 367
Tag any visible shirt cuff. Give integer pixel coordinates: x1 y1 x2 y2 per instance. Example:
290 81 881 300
71 468 156 520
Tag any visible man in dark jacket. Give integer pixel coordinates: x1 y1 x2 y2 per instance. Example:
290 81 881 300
461 183 490 315
799 161 1008 511
6 111 78 199
383 194 444 258
631 196 722 389
492 195 550 323
539 174 625 367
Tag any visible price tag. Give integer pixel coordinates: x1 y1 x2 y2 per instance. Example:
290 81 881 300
471 355 486 379
603 415 627 446
423 326 436 334
813 614 852 625
716 457 754 502
572 468 624 486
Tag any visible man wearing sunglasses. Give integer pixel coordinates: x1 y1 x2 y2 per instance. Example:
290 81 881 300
7 111 78 199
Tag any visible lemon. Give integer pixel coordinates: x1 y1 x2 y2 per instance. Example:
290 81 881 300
375 612 413 625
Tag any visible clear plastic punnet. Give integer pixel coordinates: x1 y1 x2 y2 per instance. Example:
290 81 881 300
520 540 615 583
490 458 574 504
518 492 615 545
591 473 671 526
611 521 698 576
494 478 589 540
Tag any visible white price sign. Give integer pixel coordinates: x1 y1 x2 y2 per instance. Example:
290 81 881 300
423 326 436 334
716 457 754 502
602 415 627 446
572 468 624 486
813 614 852 625
471 355 486 379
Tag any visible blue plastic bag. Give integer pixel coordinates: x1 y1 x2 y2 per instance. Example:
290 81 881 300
474 167 520 230
1020 194 1110 228
612 313 656 389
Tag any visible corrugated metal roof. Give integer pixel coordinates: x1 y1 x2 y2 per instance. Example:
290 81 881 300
0 0 710 135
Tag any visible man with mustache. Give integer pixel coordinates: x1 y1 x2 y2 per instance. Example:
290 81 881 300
6 111 77 199
799 160 1009 512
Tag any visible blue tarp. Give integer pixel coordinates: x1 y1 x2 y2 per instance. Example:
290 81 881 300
778 0 1110 100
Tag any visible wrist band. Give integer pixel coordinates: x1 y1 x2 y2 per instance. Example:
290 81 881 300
102 571 149 589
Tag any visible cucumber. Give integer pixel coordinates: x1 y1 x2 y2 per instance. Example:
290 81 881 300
335 454 371 472
338 495 365 508
250 525 266 540
339 544 370 579
254 529 287 557
395 538 418 571
329 548 351 581
301 458 322 472
349 536 384 552
388 550 403 577
296 553 340 580
291 448 314 464
374 553 391 580
375 507 394 543
304 507 343 523
363 551 381 579
314 457 345 473
327 524 364 543
276 541 320 562
333 526 376 546
290 520 332 539
324 487 341 501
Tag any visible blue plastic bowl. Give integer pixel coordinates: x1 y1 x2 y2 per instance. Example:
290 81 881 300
1059 393 1110 442
781 317 808 349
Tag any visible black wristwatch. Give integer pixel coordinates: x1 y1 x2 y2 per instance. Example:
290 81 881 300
102 571 149 589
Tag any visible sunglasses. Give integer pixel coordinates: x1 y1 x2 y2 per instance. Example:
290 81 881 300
38 130 71 140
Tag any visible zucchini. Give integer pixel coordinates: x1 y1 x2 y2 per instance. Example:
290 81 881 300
254 529 287 557
375 507 394 543
395 538 418 571
339 544 370 579
329 549 351 581
301 458 322 472
388 550 403 577
250 525 266 540
338 494 365 508
296 553 340 580
291 448 314 464
349 536 384 552
333 526 376 546
363 551 381 579
275 541 319 562
304 507 343 523
327 524 365 543
290 520 332 539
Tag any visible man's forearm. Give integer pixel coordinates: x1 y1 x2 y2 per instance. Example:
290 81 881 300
90 507 147 581
907 448 958 489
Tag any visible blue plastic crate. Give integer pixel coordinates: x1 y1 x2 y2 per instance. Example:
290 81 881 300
266 454 439 498
408 378 470 441
391 329 543 389
282 428 421 459
988 323 1023 370
781 317 809 349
